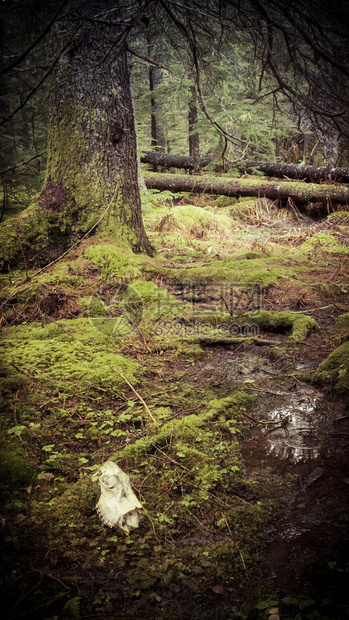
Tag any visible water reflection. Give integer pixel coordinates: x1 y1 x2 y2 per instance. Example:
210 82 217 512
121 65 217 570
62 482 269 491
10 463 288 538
263 392 322 463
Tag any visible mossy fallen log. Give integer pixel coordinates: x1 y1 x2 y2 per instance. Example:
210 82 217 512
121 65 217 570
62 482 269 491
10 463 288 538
144 172 349 205
141 151 349 183
236 161 349 184
141 151 211 170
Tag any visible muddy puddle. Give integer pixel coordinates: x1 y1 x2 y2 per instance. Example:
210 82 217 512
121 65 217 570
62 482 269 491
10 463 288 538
241 383 349 598
193 344 349 601
243 386 347 465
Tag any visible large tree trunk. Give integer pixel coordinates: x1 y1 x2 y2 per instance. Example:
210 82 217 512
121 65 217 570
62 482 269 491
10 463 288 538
39 2 152 254
144 172 349 205
141 151 349 183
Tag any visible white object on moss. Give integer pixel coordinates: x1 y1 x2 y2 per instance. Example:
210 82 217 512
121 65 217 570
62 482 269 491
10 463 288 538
92 461 142 533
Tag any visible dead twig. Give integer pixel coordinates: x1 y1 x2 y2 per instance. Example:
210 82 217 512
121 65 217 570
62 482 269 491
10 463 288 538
110 366 156 424
154 446 191 472
242 411 289 425
241 386 286 396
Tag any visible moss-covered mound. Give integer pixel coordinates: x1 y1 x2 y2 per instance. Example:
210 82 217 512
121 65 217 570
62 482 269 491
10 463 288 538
315 341 349 395
245 309 319 343
144 203 233 237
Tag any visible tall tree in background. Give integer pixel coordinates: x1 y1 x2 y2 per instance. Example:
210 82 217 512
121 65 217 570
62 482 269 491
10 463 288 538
188 83 200 172
148 61 166 153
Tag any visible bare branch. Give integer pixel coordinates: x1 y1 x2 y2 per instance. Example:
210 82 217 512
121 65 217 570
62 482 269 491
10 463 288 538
126 45 171 71
0 152 45 177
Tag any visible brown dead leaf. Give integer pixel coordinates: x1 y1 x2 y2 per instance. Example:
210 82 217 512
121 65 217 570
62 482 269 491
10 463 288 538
209 585 225 595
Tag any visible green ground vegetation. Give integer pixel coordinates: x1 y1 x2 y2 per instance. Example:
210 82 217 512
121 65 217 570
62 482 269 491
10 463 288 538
1 191 349 619
315 340 349 395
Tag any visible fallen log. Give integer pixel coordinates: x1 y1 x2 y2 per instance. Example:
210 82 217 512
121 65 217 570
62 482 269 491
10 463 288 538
144 171 349 205
141 151 211 170
193 337 281 346
236 161 349 184
141 151 349 183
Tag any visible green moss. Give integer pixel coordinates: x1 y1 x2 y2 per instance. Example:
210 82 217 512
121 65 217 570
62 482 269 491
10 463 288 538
83 244 144 280
239 309 319 343
122 280 189 333
298 233 349 255
166 254 293 286
336 312 349 326
144 202 233 236
0 203 52 269
229 200 261 222
269 346 288 361
0 318 140 396
214 195 236 208
315 342 349 395
328 210 349 223
115 390 253 461
0 442 35 496
207 392 257 420
190 310 231 326
125 280 177 306
81 297 109 316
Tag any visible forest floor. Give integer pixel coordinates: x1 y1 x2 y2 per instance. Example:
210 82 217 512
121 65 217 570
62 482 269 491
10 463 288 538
1 192 349 620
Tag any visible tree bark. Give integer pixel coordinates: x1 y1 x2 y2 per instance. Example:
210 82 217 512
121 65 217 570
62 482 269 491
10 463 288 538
141 151 211 170
188 85 200 173
235 161 349 183
144 172 349 205
39 1 152 254
147 34 166 162
141 151 349 183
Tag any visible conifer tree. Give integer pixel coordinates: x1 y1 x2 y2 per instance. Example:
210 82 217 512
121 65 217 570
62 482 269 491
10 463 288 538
1 0 348 267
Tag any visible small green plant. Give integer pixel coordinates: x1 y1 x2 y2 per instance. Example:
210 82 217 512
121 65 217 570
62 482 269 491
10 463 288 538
64 596 81 618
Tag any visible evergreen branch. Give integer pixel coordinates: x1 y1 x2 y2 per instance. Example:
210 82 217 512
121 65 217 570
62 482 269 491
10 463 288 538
277 2 349 78
0 29 79 127
0 0 68 76
0 153 44 176
158 0 190 39
251 0 347 121
192 46 249 149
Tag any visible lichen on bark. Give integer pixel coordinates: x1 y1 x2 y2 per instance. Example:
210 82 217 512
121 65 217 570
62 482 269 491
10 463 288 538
41 12 152 254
